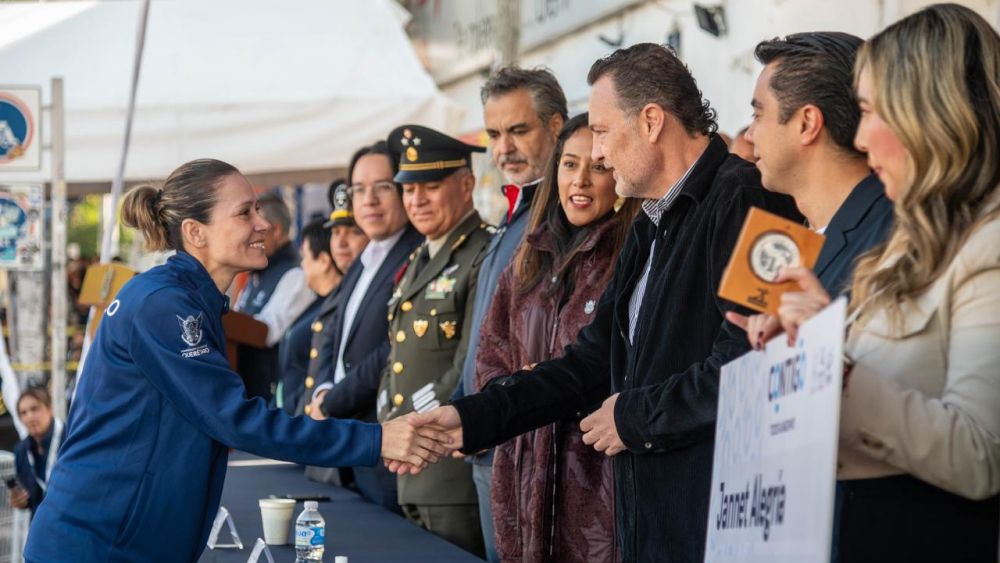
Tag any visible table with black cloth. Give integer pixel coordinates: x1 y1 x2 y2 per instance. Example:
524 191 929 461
198 453 483 563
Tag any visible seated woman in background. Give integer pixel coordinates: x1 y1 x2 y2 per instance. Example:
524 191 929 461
770 4 1000 561
474 112 640 563
10 387 62 518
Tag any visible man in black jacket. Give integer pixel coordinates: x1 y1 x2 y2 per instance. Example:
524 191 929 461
404 44 801 562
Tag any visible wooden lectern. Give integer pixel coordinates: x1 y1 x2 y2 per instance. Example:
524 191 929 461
221 311 267 372
78 263 137 338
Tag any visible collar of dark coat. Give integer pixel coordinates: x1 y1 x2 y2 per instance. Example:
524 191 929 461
629 133 730 241
814 173 887 277
673 133 730 206
170 251 230 314
401 211 483 301
525 212 619 255
507 181 540 226
28 421 55 456
825 173 885 235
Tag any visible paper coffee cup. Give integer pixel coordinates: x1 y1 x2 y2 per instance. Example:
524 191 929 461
258 498 296 545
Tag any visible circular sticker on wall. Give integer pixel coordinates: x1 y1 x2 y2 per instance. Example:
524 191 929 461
749 231 801 283
0 93 35 164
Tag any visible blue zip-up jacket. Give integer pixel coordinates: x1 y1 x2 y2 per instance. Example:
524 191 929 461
25 252 380 563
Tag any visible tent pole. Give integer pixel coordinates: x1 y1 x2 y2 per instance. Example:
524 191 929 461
100 0 151 262
76 0 151 393
50 77 67 420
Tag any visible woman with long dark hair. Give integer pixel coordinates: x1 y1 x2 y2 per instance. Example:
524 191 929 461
474 113 640 562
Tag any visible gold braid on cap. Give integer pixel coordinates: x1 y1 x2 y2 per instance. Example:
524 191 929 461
398 158 468 172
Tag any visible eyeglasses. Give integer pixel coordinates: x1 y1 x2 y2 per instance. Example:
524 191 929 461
347 181 397 199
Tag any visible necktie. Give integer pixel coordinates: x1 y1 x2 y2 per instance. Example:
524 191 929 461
411 244 431 279
503 184 520 223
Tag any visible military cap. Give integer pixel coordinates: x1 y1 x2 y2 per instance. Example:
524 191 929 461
387 124 486 183
323 180 355 228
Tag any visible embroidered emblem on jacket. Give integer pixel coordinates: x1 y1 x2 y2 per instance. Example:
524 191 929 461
177 313 204 347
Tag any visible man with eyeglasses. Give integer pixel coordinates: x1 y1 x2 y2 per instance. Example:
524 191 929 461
304 140 422 512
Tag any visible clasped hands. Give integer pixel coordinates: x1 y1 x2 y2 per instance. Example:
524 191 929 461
379 407 464 475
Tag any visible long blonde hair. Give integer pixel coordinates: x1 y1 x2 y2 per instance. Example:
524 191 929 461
849 3 1000 319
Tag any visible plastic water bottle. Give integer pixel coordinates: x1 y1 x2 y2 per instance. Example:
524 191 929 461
294 501 325 562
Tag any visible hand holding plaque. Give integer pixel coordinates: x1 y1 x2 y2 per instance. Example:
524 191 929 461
718 207 825 315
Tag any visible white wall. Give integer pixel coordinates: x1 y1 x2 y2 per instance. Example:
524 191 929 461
438 0 997 137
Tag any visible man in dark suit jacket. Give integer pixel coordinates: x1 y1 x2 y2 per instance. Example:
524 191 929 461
406 44 802 562
728 32 894 351
733 33 896 562
306 141 421 513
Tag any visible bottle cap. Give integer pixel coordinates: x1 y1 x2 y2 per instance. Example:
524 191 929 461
304 501 318 510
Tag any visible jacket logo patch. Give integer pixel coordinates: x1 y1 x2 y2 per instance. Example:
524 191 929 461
177 313 204 347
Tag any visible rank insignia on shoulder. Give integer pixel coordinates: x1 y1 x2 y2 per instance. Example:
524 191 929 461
450 233 468 251
413 319 429 338
440 320 457 340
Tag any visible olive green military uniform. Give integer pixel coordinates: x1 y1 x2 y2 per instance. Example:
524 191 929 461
376 211 491 554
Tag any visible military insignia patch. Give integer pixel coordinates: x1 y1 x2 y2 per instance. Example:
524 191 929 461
413 319 429 338
440 320 457 340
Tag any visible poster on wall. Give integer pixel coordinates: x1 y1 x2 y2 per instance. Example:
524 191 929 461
0 87 42 171
705 298 846 563
0 183 45 271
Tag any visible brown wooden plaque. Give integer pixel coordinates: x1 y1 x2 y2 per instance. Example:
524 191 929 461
718 207 825 315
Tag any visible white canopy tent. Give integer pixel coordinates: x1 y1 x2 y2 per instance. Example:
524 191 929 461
0 0 463 193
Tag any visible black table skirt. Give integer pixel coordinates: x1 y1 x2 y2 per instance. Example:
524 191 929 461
198 453 483 563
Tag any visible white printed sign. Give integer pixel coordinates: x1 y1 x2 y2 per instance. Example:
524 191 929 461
705 298 846 563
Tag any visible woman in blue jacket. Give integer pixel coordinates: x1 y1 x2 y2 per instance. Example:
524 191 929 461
24 159 450 563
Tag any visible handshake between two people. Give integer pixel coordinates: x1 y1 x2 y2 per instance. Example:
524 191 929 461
378 406 464 475
377 389 631 476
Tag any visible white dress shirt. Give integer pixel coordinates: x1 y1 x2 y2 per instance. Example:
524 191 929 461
313 228 406 398
254 267 316 346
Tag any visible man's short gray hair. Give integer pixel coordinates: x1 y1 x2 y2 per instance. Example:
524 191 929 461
480 66 568 124
257 192 291 233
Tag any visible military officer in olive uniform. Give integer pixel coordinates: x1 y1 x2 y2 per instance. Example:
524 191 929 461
377 125 492 557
